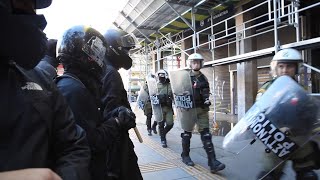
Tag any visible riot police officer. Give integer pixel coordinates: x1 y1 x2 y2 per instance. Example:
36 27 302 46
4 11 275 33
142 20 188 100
154 69 174 148
181 53 226 173
0 0 91 179
142 74 158 136
55 25 136 180
256 48 320 180
102 28 142 180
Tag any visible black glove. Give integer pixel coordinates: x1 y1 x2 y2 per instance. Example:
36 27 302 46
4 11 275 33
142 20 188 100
111 106 136 130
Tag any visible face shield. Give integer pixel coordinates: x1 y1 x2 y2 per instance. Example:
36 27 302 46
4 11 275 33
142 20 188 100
117 33 138 49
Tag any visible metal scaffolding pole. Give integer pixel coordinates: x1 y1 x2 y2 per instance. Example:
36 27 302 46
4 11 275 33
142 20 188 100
191 8 197 53
273 0 280 52
294 0 300 42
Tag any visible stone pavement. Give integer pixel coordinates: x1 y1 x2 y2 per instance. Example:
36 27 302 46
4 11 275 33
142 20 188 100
130 103 319 180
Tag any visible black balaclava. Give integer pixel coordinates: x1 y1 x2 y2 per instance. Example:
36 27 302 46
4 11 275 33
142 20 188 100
158 73 166 84
0 1 48 69
103 29 133 70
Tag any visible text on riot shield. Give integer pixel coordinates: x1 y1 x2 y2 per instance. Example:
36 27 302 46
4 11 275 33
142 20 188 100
174 94 193 109
248 112 299 159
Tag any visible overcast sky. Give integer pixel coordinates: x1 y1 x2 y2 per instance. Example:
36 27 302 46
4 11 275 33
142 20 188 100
38 0 128 39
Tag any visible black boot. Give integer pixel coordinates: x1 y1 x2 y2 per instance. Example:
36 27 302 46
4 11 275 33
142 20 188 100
181 132 195 166
146 114 152 136
164 124 173 135
159 121 167 148
152 121 157 134
201 129 225 173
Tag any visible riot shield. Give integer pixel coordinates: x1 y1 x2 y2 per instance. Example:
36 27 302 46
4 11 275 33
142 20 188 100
169 69 198 132
223 75 319 179
146 76 163 122
135 81 149 111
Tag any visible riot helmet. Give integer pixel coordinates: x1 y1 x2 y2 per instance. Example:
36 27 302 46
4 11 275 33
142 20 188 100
270 48 303 78
1 0 51 69
187 53 204 71
103 28 137 70
156 69 168 84
57 25 107 79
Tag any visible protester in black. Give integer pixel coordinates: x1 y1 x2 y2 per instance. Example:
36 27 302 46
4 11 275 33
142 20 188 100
0 0 91 179
102 28 142 180
55 25 136 180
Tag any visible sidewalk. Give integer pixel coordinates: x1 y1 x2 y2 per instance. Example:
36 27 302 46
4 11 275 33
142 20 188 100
130 103 319 180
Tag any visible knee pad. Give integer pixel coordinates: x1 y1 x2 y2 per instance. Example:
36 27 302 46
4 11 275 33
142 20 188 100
200 128 212 141
181 131 192 139
159 121 165 127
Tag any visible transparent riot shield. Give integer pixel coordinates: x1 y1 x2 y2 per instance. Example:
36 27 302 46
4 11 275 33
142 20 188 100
223 75 319 179
135 81 149 111
169 69 198 132
147 76 163 122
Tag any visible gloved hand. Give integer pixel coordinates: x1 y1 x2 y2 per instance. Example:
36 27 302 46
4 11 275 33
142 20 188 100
111 106 136 130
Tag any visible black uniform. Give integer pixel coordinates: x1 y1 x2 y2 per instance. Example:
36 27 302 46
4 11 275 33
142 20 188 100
0 64 91 180
37 55 58 79
102 65 142 180
56 72 120 180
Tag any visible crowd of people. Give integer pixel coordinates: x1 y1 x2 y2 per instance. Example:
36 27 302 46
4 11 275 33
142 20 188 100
1 0 319 179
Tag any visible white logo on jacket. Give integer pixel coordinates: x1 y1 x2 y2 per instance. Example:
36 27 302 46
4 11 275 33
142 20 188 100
21 82 43 91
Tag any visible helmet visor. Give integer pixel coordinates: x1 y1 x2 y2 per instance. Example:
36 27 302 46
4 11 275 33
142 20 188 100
82 36 106 68
158 73 165 78
118 33 137 49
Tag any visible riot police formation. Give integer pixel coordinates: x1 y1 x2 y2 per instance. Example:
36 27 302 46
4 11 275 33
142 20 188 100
140 73 158 136
102 28 143 180
36 39 59 79
173 53 226 173
0 0 91 179
55 25 136 180
255 48 320 180
154 69 174 148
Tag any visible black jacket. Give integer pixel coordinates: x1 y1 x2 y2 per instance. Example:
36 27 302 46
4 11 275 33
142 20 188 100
102 65 142 180
0 64 91 180
36 55 58 80
56 73 120 180
190 72 210 106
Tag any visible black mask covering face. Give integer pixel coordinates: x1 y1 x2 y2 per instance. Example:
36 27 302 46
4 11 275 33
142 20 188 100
159 77 166 84
0 6 48 69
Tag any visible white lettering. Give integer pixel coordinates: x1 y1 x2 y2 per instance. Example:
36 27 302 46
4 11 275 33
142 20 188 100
274 132 285 142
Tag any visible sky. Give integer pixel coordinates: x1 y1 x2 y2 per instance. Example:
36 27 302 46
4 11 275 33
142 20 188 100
37 0 129 39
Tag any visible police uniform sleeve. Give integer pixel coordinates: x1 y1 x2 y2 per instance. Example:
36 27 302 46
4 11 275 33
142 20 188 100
51 85 91 180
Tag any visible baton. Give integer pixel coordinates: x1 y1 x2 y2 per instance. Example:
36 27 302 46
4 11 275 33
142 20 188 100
133 127 143 143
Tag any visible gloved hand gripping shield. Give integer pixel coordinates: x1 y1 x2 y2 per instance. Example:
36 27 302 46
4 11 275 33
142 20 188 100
169 69 198 132
223 76 319 179
147 75 163 122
